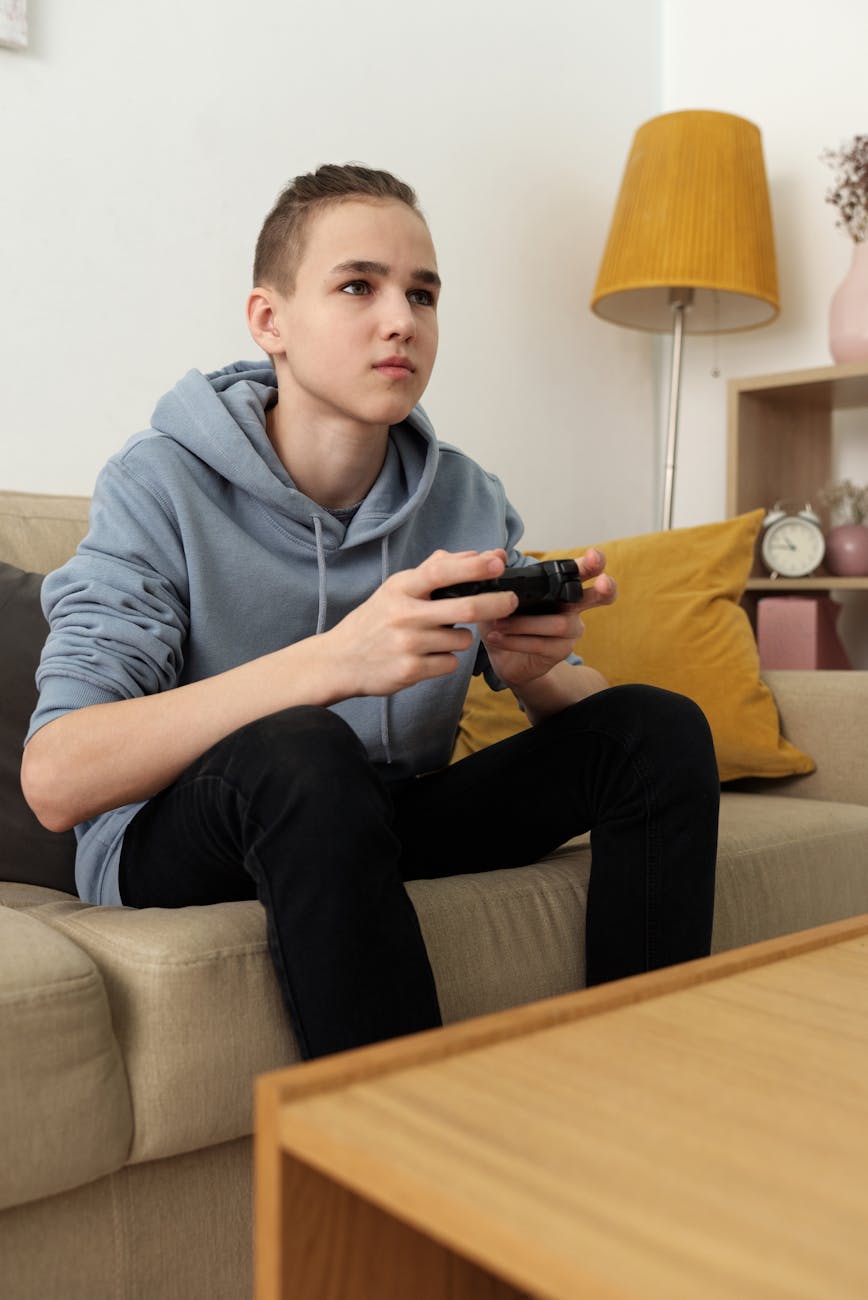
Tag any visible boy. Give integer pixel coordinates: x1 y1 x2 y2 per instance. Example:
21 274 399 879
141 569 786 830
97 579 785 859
22 164 719 1060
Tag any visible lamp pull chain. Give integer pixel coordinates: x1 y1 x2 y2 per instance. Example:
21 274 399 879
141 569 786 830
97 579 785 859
711 291 721 378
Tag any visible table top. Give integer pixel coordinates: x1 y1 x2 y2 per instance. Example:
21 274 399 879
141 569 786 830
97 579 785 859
259 915 868 1300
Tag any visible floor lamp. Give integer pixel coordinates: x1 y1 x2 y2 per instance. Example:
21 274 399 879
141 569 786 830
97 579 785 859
591 110 780 530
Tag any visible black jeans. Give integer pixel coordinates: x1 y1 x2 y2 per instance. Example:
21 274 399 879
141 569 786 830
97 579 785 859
119 685 719 1059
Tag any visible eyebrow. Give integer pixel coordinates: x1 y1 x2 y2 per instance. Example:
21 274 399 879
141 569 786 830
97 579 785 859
330 259 442 288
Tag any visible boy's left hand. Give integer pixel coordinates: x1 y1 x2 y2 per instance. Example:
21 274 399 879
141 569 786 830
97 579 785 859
480 547 616 688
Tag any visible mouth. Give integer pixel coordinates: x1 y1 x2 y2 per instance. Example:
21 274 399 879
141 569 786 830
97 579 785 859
374 356 416 378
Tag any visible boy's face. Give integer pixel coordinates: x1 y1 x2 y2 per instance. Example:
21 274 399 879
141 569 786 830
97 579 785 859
254 198 440 434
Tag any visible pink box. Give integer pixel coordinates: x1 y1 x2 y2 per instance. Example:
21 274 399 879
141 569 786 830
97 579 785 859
757 597 851 670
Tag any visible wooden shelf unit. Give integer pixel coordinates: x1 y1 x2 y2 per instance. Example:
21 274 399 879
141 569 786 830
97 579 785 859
727 360 868 591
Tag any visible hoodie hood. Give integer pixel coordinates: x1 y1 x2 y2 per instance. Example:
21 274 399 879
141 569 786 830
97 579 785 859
149 361 441 555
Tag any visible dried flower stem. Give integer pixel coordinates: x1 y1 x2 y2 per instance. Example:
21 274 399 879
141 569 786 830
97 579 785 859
822 135 868 243
819 478 868 526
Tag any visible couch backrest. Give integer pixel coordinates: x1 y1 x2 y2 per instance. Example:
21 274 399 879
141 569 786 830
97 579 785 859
1 492 90 893
0 491 90 574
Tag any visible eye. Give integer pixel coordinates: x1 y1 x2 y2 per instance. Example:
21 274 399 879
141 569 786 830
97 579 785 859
340 280 371 296
408 288 436 307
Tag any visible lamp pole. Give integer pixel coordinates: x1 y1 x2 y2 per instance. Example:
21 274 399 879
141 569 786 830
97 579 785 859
660 287 693 531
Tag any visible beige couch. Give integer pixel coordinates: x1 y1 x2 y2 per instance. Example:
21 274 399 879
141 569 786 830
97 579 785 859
2 488 867 1300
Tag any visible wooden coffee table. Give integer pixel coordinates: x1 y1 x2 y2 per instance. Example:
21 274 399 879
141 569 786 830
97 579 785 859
255 915 868 1300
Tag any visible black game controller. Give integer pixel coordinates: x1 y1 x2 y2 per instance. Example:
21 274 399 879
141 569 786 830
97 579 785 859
431 559 583 615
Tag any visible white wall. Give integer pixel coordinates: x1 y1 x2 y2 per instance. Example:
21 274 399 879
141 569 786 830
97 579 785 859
1 0 660 550
8 5 865 652
662 0 868 664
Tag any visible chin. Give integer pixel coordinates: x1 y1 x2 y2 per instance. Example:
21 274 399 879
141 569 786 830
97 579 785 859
366 397 420 426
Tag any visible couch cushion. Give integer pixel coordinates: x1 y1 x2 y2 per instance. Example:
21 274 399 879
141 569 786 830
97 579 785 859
741 670 868 807
410 849 590 1020
2 890 298 1164
4 789 866 1166
0 905 132 1209
0 562 78 892
12 857 589 1162
713 793 868 951
0 849 593 1166
415 795 868 1006
455 512 816 783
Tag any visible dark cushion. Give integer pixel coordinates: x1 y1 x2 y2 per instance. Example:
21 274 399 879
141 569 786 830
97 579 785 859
0 562 77 893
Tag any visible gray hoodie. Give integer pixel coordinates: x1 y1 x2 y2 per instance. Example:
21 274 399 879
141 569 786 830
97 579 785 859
28 361 533 904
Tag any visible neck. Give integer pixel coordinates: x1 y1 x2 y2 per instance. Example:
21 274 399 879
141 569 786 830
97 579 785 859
265 402 389 509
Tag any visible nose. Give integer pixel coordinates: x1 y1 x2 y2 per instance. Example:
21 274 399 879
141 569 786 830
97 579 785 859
378 289 416 342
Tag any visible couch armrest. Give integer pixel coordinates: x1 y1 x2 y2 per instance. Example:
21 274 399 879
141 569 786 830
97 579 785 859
756 671 868 805
0 905 132 1208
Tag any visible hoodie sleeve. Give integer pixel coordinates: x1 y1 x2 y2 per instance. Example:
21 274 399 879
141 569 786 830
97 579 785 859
26 458 191 741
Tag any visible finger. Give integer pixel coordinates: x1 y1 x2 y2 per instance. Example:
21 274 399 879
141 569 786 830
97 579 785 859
489 610 582 638
400 548 507 599
391 651 463 689
579 574 617 610
409 651 466 681
417 625 476 653
576 547 607 581
432 589 519 626
486 629 581 656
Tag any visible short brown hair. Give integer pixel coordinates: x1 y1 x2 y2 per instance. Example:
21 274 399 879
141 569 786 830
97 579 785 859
253 163 423 294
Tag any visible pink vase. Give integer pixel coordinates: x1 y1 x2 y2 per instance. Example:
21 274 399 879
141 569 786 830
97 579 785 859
825 523 868 576
830 241 868 363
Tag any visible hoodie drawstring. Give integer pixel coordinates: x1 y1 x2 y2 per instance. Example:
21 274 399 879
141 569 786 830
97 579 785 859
312 515 328 636
313 516 393 766
379 535 392 764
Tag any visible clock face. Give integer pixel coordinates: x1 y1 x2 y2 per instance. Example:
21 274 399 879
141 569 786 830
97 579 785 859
761 517 826 577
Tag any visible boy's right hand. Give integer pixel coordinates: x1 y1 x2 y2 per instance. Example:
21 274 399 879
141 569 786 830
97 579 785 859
323 549 519 699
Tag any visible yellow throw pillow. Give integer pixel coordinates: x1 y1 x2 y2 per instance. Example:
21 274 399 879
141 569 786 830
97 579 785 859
453 510 815 783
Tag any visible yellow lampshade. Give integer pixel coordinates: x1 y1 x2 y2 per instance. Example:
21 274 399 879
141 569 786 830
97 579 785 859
591 110 779 334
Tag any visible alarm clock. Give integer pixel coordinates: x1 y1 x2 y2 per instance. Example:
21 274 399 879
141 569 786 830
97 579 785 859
761 503 826 578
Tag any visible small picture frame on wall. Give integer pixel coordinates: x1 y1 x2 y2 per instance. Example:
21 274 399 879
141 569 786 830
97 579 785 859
0 0 27 50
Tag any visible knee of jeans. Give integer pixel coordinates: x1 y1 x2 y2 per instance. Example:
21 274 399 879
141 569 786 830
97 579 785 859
597 685 717 779
218 706 369 788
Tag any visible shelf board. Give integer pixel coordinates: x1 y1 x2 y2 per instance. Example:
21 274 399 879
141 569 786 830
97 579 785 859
730 360 868 408
746 577 868 592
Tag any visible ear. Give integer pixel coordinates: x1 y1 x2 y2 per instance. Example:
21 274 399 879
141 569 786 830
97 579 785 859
247 287 286 358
